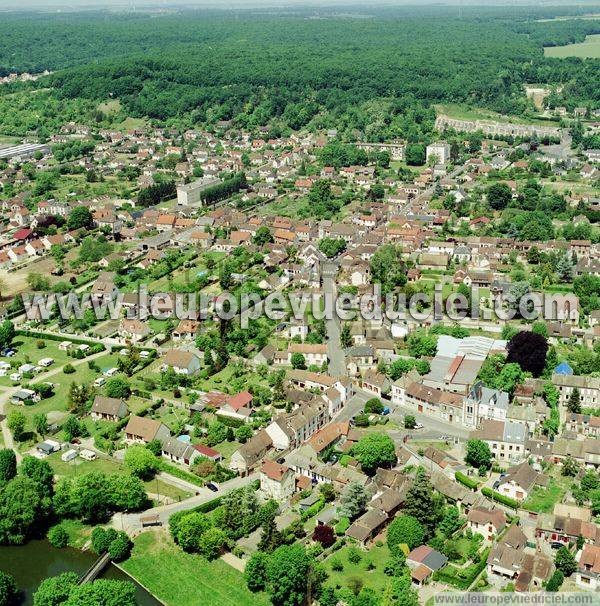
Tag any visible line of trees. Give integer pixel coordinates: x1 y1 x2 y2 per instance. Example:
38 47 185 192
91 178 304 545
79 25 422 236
137 181 176 207
200 172 247 206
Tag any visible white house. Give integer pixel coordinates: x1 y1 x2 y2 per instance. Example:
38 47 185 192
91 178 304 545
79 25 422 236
259 460 295 501
467 507 507 542
496 462 546 501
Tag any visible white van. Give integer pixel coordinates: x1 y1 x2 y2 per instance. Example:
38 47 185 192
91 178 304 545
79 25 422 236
80 449 97 461
39 358 54 368
93 376 106 387
104 367 119 377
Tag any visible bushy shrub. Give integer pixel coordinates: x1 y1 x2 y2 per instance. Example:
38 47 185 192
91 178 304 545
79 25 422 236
47 524 69 548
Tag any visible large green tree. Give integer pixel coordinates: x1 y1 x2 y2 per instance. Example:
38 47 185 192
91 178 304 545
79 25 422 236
351 433 396 476
387 515 425 552
402 468 443 537
465 439 493 470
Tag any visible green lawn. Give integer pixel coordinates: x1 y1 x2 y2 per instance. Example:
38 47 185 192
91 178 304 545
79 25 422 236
213 440 241 464
544 34 600 58
3 336 72 367
47 451 123 477
121 530 269 606
522 476 570 513
324 543 392 594
256 196 306 218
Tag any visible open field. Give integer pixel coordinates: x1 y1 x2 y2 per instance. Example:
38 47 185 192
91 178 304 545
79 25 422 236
544 34 600 58
122 530 269 606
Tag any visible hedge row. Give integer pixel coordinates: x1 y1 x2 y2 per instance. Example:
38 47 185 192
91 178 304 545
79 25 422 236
16 329 106 349
301 497 326 521
481 487 519 510
215 414 245 429
159 460 204 488
455 471 479 491
194 496 224 514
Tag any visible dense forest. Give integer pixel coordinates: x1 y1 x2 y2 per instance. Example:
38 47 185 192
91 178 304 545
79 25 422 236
0 6 599 134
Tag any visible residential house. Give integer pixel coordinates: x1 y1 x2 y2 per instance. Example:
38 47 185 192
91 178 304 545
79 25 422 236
120 319 150 343
172 320 200 341
565 413 600 438
162 437 202 467
467 507 507 541
288 343 328 367
361 369 391 399
406 545 448 587
496 462 547 501
230 429 273 476
345 508 388 546
260 460 295 501
124 415 170 445
471 419 527 464
404 381 464 425
161 349 201 376
486 525 528 579
537 504 598 547
576 544 600 591
218 391 254 423
266 398 329 450
91 396 128 422
552 374 599 409
91 271 118 304
463 382 509 428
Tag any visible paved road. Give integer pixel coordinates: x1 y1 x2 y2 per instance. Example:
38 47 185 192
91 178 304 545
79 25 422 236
334 389 371 422
321 262 347 377
334 387 469 440
113 473 258 532
389 402 470 440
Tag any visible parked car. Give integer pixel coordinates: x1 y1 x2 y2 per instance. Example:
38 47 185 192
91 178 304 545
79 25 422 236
414 422 424 429
206 482 219 492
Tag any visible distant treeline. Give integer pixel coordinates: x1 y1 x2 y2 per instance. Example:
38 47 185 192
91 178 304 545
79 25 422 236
0 7 598 135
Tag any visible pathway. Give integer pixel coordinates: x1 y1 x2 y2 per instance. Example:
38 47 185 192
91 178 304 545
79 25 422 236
113 472 257 533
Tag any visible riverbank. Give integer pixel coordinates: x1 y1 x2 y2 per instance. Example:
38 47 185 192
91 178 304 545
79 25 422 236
110 562 166 606
0 539 161 606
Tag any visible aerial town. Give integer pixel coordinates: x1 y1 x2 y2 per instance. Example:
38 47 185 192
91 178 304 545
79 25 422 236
0 4 598 606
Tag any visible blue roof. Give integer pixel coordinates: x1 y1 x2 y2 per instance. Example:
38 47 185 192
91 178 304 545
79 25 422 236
554 362 573 376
